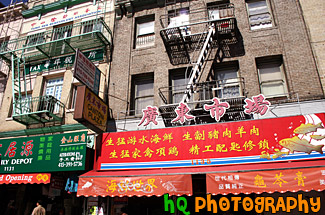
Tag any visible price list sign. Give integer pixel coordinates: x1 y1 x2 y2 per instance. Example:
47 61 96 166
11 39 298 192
0 131 87 173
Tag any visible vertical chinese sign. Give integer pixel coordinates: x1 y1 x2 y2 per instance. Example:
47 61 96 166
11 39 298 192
0 131 87 173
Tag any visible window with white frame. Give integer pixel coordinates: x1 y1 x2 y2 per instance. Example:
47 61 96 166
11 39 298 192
257 56 287 97
213 61 241 99
246 0 272 30
45 77 64 112
135 15 155 49
132 74 154 115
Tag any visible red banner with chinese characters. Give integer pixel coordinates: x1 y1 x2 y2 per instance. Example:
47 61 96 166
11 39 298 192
98 113 325 170
0 173 51 184
77 174 192 197
206 167 325 195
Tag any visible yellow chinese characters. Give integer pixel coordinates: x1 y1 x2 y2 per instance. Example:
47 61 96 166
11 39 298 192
169 146 179 156
273 172 288 187
254 174 266 187
106 179 158 194
235 126 246 138
163 133 173 143
294 171 306 187
189 144 200 155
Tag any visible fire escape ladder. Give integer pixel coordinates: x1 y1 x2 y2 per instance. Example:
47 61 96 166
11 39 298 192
181 24 215 104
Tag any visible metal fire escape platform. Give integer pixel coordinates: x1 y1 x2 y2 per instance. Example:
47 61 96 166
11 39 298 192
158 3 249 127
0 18 113 126
160 3 237 65
0 19 112 64
158 79 251 127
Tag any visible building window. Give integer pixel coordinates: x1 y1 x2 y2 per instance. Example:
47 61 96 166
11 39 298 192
44 77 64 113
212 61 241 99
256 56 287 97
69 84 82 109
207 1 231 20
135 15 155 49
52 22 73 40
13 94 32 115
0 37 9 52
25 32 45 51
168 8 190 35
132 74 154 115
246 0 272 30
81 18 103 34
169 68 191 104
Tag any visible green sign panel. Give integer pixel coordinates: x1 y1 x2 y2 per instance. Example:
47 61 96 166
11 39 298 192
0 131 87 174
25 49 104 74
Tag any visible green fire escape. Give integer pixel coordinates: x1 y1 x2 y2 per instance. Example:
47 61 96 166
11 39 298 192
0 0 112 126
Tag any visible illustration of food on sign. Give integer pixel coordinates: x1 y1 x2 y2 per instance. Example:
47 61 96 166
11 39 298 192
293 122 323 135
260 151 271 160
310 135 325 140
279 136 324 154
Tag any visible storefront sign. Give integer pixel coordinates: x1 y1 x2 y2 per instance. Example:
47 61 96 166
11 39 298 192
0 131 87 173
77 174 192 197
97 113 325 170
74 49 101 95
25 49 104 74
0 173 51 184
74 86 108 133
22 2 112 33
206 166 325 195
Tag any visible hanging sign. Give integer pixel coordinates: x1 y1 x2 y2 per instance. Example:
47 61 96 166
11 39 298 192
0 131 88 174
74 86 108 133
73 49 101 95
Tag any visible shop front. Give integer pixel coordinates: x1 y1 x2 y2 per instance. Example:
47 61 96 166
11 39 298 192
77 113 325 215
0 131 92 215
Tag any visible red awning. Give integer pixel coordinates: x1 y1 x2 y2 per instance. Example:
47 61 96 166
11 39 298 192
0 173 51 184
77 174 192 197
77 160 325 197
207 166 325 195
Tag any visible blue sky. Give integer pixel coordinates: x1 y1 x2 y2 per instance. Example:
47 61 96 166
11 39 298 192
1 0 27 6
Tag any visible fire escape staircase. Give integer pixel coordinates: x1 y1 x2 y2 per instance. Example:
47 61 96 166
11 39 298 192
159 5 249 127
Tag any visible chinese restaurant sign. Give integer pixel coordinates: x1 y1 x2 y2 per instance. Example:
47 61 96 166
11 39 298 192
25 49 104 75
0 173 51 184
98 113 325 170
22 3 112 33
74 49 101 95
74 86 108 133
0 132 87 174
77 174 192 197
206 166 325 195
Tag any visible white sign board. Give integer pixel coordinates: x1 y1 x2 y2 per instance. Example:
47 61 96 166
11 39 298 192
73 49 100 94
